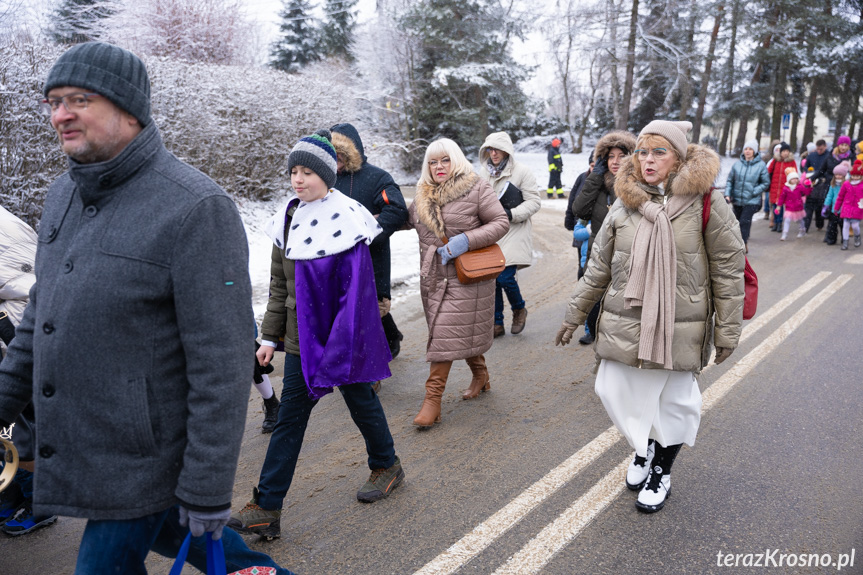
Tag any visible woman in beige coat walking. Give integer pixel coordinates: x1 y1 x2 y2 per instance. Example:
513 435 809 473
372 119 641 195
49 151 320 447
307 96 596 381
555 121 745 513
478 132 540 338
408 138 509 428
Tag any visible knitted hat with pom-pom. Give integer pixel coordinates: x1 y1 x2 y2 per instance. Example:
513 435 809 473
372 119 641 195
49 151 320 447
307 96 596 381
850 160 863 178
288 130 338 188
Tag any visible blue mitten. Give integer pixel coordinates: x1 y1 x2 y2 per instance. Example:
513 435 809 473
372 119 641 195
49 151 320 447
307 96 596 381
436 233 470 265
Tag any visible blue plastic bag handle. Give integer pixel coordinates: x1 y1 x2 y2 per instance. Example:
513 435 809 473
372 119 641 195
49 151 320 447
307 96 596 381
169 532 228 575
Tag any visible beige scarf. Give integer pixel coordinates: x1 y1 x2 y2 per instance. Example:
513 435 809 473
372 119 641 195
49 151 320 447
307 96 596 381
623 188 699 369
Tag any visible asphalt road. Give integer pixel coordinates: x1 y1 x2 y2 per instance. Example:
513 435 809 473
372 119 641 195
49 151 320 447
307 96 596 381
2 206 862 574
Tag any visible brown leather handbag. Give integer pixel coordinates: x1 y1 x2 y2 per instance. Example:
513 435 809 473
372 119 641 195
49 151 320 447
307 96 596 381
441 234 505 284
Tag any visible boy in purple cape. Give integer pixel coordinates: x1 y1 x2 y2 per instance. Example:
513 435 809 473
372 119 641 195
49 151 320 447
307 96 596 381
228 131 404 541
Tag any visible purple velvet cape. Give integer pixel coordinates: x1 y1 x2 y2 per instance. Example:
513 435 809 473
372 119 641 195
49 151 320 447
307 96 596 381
294 242 392 399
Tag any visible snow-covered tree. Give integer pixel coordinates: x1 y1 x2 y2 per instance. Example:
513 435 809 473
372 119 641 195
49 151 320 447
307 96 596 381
49 0 110 44
400 0 533 150
270 0 322 72
92 0 258 65
318 0 358 61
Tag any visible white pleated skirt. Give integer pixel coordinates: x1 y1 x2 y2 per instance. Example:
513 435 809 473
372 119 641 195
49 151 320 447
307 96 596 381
595 359 702 457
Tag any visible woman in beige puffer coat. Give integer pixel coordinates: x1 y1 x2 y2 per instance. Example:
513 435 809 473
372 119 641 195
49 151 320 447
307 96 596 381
407 138 509 428
556 121 745 513
478 131 540 337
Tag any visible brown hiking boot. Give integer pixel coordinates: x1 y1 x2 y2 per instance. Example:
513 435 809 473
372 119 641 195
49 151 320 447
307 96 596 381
462 355 490 399
511 308 527 335
226 487 281 540
357 456 405 502
493 324 505 338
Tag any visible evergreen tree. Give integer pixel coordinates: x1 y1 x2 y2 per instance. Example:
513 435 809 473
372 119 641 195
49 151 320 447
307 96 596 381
400 0 532 149
50 0 111 44
318 0 358 61
270 0 322 73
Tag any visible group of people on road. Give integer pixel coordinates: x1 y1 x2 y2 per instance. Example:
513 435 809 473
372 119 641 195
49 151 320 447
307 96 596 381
724 136 863 250
0 40 756 573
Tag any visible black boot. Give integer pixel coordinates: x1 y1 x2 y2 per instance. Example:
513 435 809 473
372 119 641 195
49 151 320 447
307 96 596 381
635 443 681 513
382 313 403 360
261 394 280 434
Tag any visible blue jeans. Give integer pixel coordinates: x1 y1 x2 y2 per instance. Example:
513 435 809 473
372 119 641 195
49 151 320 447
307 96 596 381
256 353 396 510
494 265 525 326
75 505 293 574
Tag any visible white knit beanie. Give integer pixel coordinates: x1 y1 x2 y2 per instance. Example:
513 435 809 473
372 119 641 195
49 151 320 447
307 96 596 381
806 142 816 154
638 120 692 160
743 139 759 153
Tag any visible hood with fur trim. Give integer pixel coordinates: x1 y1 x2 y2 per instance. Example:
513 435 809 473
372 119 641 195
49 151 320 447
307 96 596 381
331 123 365 174
615 144 720 210
594 130 637 160
413 172 479 238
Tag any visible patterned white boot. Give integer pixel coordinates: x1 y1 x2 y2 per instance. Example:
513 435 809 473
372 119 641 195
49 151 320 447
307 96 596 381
635 465 671 513
625 442 655 491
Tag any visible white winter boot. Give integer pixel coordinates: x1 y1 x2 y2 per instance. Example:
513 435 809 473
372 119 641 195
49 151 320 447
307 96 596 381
625 441 655 491
635 465 671 513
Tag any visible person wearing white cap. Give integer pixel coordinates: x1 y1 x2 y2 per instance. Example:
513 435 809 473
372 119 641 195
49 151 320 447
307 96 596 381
725 139 769 252
556 120 745 513
775 168 811 240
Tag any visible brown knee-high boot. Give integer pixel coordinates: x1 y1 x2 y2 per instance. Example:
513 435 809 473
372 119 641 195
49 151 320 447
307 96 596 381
413 361 452 428
462 355 490 400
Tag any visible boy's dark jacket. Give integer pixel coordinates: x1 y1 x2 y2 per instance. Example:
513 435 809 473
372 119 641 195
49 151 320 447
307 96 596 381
331 123 408 300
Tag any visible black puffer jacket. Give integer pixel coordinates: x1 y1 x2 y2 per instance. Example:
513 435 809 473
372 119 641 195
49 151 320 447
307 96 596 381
569 131 636 248
331 123 408 299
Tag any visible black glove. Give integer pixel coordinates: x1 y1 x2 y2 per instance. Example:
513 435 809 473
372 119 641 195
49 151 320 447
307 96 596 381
0 315 15 347
592 155 609 176
253 341 275 383
504 207 513 221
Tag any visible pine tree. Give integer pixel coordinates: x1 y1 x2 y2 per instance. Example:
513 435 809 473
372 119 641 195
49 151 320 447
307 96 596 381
270 0 322 73
400 0 532 147
50 0 111 44
318 0 358 61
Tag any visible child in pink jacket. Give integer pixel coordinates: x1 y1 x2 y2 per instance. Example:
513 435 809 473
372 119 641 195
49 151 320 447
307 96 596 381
835 160 863 249
777 168 811 240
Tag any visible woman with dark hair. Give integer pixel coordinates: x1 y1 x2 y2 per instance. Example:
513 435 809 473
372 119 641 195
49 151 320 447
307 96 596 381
556 121 745 513
568 131 636 344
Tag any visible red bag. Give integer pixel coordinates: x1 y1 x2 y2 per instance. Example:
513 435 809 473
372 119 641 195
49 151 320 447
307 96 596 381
702 193 758 320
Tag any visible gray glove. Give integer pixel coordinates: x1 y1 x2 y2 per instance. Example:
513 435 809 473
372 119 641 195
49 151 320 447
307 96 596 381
437 233 470 266
555 321 579 346
714 347 733 365
179 506 232 540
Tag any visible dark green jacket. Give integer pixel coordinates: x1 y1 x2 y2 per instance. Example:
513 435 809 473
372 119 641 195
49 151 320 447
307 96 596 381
261 206 301 356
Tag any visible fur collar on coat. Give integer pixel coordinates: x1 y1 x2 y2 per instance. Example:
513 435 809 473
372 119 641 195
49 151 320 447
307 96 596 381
615 144 720 210
414 172 480 238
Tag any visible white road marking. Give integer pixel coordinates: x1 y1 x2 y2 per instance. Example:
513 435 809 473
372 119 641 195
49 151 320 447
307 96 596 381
413 273 834 575
737 271 831 344
492 273 853 575
845 254 863 264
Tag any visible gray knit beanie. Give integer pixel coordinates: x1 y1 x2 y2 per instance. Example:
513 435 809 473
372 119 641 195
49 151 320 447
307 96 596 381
639 120 692 160
287 130 338 189
44 42 151 126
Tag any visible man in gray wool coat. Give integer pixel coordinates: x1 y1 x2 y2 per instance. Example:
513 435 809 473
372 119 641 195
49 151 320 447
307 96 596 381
0 42 293 574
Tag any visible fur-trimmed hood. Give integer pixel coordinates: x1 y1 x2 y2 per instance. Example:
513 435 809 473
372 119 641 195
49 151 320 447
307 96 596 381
594 130 637 160
414 172 479 238
615 144 720 210
331 123 365 174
